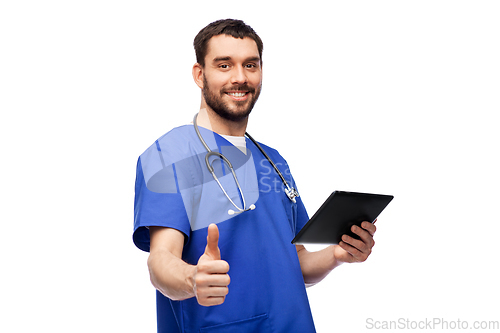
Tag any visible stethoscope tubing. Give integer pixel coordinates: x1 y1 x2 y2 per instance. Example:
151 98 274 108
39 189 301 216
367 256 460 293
193 113 299 215
244 131 296 196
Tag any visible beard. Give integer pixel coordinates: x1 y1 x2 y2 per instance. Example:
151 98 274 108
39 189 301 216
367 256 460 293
202 75 261 122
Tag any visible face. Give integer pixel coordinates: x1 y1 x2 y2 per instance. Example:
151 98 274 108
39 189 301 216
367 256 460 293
200 35 262 122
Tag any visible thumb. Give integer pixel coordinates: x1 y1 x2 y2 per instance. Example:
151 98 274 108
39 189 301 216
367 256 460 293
204 223 221 260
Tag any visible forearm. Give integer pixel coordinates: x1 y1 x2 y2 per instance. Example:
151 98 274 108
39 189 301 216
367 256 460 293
147 249 197 301
296 245 342 286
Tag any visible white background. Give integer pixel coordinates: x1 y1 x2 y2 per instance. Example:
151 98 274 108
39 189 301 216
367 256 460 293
1 1 499 332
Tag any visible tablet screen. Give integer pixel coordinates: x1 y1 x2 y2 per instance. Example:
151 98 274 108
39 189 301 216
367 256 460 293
292 191 393 245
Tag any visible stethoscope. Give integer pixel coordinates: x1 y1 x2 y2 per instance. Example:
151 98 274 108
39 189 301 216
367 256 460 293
193 113 299 215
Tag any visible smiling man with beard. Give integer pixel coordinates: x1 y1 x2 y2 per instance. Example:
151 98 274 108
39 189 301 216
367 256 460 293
133 19 377 333
200 54 261 123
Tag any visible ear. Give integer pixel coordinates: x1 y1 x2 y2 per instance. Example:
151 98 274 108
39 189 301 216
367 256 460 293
192 63 204 89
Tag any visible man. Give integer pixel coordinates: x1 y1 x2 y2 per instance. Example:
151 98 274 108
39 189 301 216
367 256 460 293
133 19 376 333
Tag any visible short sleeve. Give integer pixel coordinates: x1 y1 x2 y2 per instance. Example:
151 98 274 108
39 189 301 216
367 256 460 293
133 155 191 252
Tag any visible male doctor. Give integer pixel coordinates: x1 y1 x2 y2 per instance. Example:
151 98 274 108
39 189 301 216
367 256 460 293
134 19 376 332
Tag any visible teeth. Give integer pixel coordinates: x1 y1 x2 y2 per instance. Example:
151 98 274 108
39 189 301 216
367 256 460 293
228 92 246 97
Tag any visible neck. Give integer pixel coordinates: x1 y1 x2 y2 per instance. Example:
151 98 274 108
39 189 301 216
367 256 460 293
196 106 248 137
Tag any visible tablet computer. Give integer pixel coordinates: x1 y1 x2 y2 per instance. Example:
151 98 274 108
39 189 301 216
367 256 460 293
292 191 394 245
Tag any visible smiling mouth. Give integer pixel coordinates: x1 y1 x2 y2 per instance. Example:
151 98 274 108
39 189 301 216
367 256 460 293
227 92 247 97
225 91 249 101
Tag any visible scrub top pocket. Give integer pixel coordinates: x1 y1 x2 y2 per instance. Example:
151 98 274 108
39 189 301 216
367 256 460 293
200 313 270 333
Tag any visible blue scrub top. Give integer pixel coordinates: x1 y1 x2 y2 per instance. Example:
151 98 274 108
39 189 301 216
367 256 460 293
134 125 316 333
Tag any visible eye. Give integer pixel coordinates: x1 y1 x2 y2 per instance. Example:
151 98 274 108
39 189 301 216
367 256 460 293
219 64 230 69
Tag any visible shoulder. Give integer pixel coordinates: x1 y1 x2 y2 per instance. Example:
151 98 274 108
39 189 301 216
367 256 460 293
139 125 195 159
253 140 287 163
155 125 193 149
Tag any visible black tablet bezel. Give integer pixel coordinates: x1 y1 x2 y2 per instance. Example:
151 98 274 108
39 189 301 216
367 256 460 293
291 191 394 245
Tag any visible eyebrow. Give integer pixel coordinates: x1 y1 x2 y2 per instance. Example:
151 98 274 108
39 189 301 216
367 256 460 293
213 56 232 63
212 56 261 63
245 56 261 63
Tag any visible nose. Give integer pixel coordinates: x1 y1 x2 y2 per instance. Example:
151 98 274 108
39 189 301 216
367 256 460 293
230 65 247 85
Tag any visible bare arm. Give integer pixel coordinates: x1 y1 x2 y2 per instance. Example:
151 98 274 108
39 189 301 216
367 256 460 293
296 244 341 287
148 227 197 300
148 224 230 306
296 221 377 287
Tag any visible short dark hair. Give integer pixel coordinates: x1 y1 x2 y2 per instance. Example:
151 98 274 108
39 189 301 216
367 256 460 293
194 19 263 67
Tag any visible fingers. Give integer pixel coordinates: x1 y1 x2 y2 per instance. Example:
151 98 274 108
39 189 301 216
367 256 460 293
338 222 376 262
194 261 230 306
195 223 230 306
195 283 230 306
338 239 369 262
204 223 221 260
197 258 230 274
196 291 229 306
194 269 231 306
194 272 231 290
361 221 377 237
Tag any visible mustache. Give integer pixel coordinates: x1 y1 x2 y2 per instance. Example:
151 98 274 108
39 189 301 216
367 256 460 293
221 85 255 93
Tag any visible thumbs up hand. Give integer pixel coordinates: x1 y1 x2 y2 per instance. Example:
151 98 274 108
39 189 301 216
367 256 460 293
193 224 230 306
